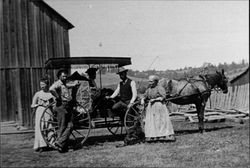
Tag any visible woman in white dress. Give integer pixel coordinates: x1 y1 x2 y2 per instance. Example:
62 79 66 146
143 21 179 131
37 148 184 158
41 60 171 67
31 78 54 152
141 75 175 142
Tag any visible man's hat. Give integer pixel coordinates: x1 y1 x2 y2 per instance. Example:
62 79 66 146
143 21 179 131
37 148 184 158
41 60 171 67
85 68 98 74
116 67 128 74
56 68 68 78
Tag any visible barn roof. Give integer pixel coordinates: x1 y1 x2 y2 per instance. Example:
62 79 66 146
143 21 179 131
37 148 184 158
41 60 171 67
35 0 74 29
230 66 249 83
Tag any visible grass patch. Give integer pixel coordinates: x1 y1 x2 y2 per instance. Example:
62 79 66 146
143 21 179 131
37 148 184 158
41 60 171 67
1 120 249 167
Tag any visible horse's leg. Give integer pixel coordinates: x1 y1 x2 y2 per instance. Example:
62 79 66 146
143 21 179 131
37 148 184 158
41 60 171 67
195 101 205 133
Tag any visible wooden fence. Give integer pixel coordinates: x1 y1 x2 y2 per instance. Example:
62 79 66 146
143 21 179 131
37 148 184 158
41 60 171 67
209 83 249 112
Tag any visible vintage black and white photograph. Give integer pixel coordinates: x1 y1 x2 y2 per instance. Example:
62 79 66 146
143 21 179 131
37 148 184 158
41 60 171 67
0 0 249 167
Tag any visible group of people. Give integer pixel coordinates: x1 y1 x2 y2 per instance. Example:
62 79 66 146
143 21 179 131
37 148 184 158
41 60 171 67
31 69 80 153
31 66 175 153
108 67 175 143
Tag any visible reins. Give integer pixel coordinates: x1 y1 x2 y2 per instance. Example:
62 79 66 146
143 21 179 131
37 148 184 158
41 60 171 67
164 93 200 101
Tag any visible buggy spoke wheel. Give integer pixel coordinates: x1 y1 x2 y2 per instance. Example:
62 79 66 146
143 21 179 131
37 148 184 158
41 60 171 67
70 105 91 146
40 103 58 148
41 126 59 131
71 132 77 140
47 131 57 142
70 129 87 141
72 129 86 138
106 117 124 136
127 113 137 118
40 120 58 124
124 102 144 132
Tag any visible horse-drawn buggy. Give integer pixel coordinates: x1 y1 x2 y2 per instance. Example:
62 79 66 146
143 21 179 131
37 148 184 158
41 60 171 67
38 56 229 149
38 56 143 149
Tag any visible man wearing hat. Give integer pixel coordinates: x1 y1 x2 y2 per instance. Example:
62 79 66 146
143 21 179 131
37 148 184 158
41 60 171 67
49 68 80 152
85 68 98 88
85 67 103 117
107 67 137 121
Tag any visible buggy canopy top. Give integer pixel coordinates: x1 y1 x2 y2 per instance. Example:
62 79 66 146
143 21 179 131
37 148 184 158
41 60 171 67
44 57 131 69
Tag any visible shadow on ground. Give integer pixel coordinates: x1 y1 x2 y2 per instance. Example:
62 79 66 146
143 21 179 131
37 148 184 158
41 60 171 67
69 123 235 150
174 125 234 135
67 134 126 150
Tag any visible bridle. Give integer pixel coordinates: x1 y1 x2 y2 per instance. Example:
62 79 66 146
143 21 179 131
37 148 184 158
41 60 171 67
210 72 228 93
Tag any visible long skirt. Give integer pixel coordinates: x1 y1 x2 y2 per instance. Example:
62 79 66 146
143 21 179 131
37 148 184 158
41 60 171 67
144 102 174 138
33 106 52 150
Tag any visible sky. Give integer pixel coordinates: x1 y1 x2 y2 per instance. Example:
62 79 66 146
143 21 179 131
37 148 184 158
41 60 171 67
45 0 249 71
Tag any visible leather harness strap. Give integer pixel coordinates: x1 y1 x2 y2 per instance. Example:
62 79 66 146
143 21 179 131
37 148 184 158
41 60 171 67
176 75 211 97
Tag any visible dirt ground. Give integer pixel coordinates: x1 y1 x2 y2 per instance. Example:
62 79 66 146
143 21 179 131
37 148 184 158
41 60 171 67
1 120 249 168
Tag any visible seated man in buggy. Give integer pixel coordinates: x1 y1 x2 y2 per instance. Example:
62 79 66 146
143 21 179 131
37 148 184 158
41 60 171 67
85 67 102 117
85 67 98 89
106 67 137 122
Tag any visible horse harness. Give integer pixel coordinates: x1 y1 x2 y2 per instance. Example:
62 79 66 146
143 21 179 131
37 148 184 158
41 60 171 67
173 75 212 100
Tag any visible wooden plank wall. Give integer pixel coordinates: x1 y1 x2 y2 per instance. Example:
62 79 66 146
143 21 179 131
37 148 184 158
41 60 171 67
1 0 72 127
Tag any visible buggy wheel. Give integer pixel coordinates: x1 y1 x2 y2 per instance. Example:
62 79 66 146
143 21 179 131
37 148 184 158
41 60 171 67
124 102 145 132
70 104 91 146
106 116 124 136
40 102 58 149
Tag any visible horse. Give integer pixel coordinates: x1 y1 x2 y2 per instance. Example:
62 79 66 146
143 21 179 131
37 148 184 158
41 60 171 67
159 69 228 133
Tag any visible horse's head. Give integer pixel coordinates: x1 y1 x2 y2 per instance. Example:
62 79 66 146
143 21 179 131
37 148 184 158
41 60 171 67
215 69 228 94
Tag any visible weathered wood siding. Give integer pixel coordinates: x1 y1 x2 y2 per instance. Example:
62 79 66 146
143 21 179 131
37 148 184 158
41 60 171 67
0 0 74 127
230 68 249 86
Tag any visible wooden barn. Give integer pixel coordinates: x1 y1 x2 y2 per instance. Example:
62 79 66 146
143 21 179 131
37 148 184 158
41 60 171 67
230 66 249 86
0 0 74 127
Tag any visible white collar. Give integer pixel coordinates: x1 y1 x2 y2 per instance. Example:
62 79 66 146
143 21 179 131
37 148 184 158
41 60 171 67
121 79 128 84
